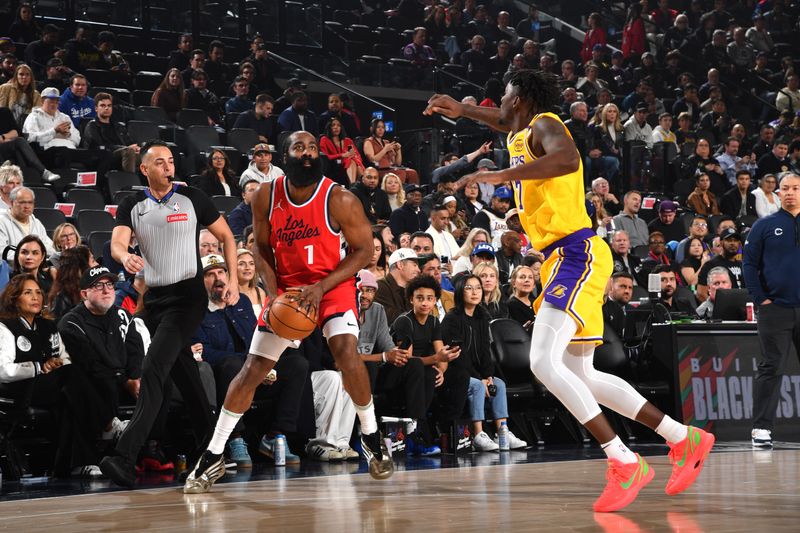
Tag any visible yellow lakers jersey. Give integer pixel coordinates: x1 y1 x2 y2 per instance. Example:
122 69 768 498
506 112 591 251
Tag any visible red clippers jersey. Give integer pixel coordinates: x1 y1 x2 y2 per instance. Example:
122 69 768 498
269 176 347 290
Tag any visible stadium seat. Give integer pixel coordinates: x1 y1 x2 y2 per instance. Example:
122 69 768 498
126 120 160 145
227 128 260 154
134 106 173 126
106 171 142 198
32 208 67 236
186 125 222 154
87 230 113 263
77 210 116 236
133 90 154 107
177 109 211 129
212 195 241 215
64 188 106 212
28 186 58 208
113 190 138 206
135 71 164 91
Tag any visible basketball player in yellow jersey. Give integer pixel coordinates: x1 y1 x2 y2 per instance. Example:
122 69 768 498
425 70 714 513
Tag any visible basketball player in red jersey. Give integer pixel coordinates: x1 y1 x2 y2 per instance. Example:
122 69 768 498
184 131 393 492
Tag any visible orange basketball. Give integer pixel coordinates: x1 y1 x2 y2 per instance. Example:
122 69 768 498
267 292 317 341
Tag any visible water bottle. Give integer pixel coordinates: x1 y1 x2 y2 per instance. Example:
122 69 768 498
274 434 286 466
498 421 509 451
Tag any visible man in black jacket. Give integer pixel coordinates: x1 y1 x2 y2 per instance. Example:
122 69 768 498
185 69 222 126
603 272 634 340
495 230 524 285
81 92 140 199
58 266 144 444
351 167 391 224
388 184 427 239
720 170 757 219
756 140 792 179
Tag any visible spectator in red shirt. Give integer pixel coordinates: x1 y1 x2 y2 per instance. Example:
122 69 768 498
622 4 647 62
581 13 607 64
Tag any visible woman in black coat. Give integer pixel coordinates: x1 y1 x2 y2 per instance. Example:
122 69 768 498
194 149 242 198
441 274 527 451
0 274 111 477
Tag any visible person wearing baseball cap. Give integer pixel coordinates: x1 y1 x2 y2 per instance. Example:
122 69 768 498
647 199 685 243
624 101 654 147
375 248 420 324
472 185 513 247
696 226 744 302
59 264 146 476
239 141 283 187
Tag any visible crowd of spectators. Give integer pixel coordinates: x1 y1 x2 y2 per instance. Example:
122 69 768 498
0 0 798 480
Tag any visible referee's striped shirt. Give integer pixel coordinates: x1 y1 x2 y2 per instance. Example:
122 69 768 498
115 184 220 287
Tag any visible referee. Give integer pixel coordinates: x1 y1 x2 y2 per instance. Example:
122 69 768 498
743 172 800 448
100 140 240 486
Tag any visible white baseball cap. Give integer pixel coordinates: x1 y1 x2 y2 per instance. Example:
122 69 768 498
388 248 418 268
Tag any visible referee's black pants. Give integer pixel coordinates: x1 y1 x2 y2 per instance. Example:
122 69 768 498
753 303 800 431
116 277 215 461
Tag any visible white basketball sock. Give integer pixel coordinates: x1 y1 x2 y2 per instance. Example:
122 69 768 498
601 435 638 464
208 408 243 455
355 398 378 435
655 415 689 444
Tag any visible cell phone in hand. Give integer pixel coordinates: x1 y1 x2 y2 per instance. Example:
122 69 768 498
397 337 412 350
449 339 463 350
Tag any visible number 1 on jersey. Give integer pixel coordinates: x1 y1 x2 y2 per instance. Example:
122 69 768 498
304 244 314 265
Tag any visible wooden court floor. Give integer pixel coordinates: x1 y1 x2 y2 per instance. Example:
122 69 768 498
0 448 798 532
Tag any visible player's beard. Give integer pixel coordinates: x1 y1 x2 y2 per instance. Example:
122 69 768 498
285 155 323 188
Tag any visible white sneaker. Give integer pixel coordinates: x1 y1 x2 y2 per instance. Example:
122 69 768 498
502 430 527 450
472 431 499 452
71 465 103 477
101 417 129 440
337 446 361 461
752 428 773 448
306 444 344 461
42 169 60 182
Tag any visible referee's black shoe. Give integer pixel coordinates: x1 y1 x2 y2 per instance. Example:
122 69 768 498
100 455 136 488
360 431 394 480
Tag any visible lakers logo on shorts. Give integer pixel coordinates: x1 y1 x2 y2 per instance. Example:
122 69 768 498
547 284 568 299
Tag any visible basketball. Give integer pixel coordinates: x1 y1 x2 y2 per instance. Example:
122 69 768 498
267 292 317 341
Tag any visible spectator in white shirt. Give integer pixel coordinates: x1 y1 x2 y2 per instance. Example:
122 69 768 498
425 204 459 267
751 173 780 218
0 186 55 257
623 102 654 148
775 73 800 115
238 142 283 187
651 113 676 145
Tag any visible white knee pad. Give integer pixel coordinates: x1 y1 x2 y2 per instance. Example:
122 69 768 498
249 328 300 362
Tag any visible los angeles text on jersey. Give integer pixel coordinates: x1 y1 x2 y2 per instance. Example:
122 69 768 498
274 214 321 246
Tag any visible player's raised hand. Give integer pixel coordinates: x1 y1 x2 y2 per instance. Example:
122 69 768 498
423 94 464 119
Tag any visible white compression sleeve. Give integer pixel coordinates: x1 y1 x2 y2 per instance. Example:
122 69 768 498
529 302 603 424
563 342 648 421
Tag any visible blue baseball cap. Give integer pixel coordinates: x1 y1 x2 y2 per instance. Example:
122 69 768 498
493 186 513 200
471 243 496 257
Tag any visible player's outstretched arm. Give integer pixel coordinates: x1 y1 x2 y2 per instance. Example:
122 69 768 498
251 182 279 301
323 187 374 294
456 116 580 189
424 93 509 133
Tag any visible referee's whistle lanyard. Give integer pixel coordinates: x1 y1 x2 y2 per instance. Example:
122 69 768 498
144 183 179 207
